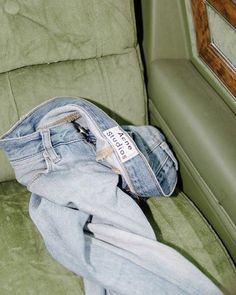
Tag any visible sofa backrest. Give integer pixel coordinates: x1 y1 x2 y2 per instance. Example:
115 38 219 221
0 0 147 181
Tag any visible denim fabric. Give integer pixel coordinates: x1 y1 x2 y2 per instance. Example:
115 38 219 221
0 97 222 294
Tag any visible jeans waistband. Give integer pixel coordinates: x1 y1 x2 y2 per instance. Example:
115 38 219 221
0 96 177 197
0 123 84 161
0 96 111 158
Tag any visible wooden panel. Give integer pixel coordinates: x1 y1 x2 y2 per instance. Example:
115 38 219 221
191 0 236 98
208 0 236 27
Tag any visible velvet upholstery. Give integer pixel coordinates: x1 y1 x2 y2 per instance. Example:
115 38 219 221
0 1 235 294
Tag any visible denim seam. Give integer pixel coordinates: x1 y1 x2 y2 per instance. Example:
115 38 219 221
132 152 163 194
41 130 61 163
43 150 53 170
161 145 178 170
1 132 40 142
27 151 51 189
54 139 87 149
1 97 108 139
131 143 177 196
154 156 169 176
26 168 48 190
1 97 164 195
9 139 86 163
0 96 110 139
0 97 77 139
11 153 44 166
68 104 138 194
146 142 162 155
78 102 161 195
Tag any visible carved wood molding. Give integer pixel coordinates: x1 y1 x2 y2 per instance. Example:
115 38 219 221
191 0 236 98
208 0 236 27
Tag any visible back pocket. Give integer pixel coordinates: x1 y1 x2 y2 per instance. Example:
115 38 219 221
149 141 178 196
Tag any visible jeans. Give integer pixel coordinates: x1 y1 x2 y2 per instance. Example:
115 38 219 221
0 96 222 294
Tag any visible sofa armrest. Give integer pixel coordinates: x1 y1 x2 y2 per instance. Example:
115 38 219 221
148 59 236 262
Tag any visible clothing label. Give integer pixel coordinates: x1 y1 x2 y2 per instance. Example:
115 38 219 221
103 126 139 163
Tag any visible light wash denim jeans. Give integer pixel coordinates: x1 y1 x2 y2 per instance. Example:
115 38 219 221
0 97 222 295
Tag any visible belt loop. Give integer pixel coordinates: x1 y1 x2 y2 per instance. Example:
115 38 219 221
40 129 60 163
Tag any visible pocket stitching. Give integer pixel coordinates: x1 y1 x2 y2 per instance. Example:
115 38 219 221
27 170 47 190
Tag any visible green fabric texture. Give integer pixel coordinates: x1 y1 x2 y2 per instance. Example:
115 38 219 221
148 59 236 262
7 49 146 125
0 0 136 73
0 0 147 181
1 181 235 294
1 1 235 294
0 181 85 295
0 49 147 182
146 194 236 294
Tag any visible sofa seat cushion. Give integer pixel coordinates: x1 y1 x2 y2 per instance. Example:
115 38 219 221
0 49 147 181
0 0 147 183
146 194 236 293
0 181 235 294
0 180 84 294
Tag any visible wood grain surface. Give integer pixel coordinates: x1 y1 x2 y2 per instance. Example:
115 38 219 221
191 0 236 98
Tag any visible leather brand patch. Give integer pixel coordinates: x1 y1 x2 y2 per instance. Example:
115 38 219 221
103 126 139 163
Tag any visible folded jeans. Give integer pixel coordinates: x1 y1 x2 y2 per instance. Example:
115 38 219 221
0 96 222 295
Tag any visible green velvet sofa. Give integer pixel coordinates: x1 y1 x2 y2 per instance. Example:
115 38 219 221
0 0 235 294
